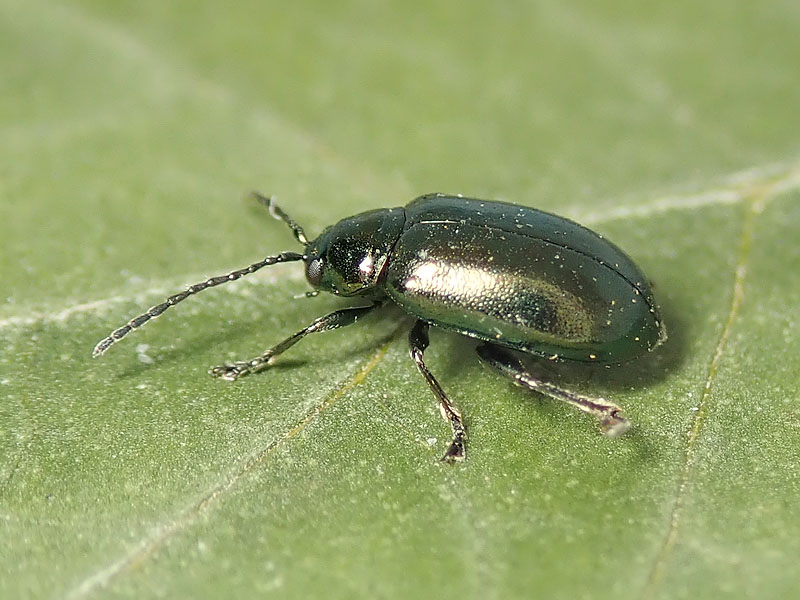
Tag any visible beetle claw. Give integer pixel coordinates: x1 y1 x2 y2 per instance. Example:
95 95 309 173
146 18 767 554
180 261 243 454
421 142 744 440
600 411 631 438
440 441 466 463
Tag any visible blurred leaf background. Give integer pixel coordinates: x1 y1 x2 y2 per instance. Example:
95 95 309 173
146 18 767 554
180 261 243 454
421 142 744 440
2 1 799 598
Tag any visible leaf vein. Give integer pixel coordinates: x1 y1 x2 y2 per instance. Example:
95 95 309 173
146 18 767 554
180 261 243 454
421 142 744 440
639 177 780 598
64 327 403 599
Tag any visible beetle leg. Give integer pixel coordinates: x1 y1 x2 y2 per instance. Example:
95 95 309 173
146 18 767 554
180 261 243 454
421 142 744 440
408 320 466 462
476 343 630 437
209 304 379 381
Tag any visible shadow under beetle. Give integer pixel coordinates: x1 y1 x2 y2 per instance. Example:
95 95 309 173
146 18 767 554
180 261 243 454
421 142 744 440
94 192 666 461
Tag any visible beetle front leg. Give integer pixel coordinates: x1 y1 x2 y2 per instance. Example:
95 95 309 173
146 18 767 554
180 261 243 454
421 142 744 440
210 304 379 381
409 320 466 462
476 343 630 437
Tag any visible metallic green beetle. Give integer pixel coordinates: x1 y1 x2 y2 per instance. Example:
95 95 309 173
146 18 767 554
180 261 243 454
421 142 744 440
94 193 666 461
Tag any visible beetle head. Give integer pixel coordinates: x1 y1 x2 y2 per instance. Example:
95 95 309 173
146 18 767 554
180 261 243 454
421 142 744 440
304 208 405 297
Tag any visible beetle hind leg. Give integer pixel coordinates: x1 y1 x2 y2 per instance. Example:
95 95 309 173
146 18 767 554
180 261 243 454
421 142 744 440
476 343 630 437
408 320 466 462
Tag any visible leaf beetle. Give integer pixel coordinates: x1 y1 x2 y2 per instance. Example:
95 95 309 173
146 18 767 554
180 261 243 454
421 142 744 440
94 192 666 461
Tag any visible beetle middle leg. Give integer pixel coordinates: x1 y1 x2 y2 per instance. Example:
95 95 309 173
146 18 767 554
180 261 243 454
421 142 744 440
209 303 379 381
476 343 630 437
409 320 466 462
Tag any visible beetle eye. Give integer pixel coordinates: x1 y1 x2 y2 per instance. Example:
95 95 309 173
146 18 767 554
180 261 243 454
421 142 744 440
305 257 324 287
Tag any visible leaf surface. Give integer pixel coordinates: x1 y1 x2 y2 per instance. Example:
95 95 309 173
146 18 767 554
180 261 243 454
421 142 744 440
2 1 799 598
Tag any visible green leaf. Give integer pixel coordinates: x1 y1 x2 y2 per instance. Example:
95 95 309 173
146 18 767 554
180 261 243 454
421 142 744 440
2 1 799 598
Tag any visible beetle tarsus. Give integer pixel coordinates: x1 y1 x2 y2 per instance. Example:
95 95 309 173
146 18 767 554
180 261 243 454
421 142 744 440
209 362 252 381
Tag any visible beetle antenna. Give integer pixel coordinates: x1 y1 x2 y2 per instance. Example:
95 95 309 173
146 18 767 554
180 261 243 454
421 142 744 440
92 251 304 357
251 191 309 245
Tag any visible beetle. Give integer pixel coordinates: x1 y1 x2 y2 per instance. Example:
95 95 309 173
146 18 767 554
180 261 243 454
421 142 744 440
94 192 666 461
